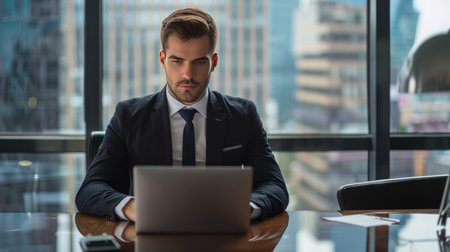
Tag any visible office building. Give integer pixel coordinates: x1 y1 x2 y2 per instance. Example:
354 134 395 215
289 0 368 210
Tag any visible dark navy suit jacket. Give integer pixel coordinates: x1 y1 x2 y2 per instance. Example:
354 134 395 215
75 87 289 221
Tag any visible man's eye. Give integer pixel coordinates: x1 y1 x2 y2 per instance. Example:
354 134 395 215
171 60 182 63
195 60 207 65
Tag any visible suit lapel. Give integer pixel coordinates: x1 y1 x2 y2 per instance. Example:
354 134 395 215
206 91 227 165
148 86 172 165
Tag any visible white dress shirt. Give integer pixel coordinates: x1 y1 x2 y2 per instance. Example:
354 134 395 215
166 87 208 166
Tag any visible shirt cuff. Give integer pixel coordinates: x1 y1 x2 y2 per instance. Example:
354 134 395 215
114 196 135 221
114 221 131 242
250 201 261 220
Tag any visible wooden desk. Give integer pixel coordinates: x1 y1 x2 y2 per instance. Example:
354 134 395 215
0 210 446 251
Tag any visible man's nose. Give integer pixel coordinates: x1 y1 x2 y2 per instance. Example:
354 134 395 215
182 63 194 80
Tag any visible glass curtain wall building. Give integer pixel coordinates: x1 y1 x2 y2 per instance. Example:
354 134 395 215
0 0 449 212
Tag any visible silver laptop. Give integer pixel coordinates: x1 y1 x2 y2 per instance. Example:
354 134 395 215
133 166 253 234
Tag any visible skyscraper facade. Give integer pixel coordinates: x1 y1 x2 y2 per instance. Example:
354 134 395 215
294 0 367 134
290 0 368 210
0 0 61 132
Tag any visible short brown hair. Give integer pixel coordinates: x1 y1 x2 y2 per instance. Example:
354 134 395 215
161 7 217 54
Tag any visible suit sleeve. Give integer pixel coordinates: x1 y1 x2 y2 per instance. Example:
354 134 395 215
245 102 289 220
75 102 131 221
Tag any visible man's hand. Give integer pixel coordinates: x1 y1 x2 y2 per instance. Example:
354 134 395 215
123 198 136 222
121 222 136 241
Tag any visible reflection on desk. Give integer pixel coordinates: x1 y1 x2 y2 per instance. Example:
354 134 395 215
0 210 445 251
75 212 289 251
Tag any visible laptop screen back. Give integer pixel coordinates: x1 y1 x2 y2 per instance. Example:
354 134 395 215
133 166 252 234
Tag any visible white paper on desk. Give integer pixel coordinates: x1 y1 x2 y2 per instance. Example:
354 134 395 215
322 214 400 227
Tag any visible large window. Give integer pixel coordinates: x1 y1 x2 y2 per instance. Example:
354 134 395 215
0 0 449 213
389 0 450 178
0 153 84 212
101 0 368 134
276 151 367 210
0 0 85 133
0 0 85 213
390 0 450 133
391 150 450 178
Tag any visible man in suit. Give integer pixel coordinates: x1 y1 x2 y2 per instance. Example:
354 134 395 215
76 7 288 222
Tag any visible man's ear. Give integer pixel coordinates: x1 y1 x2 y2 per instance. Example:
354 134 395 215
211 53 218 72
159 49 166 69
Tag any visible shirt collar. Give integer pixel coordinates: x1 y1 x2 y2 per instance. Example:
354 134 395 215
166 85 208 118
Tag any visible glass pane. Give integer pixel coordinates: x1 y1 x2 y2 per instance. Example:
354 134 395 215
102 0 368 134
391 150 450 178
0 0 84 133
276 151 368 211
0 153 85 212
391 0 450 133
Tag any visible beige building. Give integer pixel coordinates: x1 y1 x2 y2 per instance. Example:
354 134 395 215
291 0 367 210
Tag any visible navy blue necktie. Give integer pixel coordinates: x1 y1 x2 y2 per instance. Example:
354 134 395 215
178 108 197 166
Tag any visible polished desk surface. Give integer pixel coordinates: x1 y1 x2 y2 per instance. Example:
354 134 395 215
0 210 445 251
